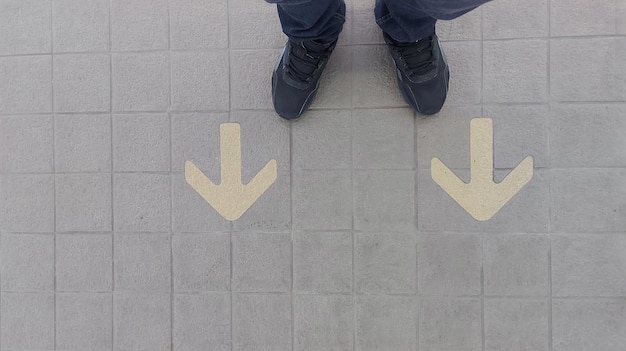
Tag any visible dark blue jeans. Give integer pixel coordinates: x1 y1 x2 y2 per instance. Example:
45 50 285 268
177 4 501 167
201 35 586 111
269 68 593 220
266 0 489 44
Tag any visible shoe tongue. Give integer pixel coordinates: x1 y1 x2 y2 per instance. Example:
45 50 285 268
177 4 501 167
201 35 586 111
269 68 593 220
288 40 327 80
403 38 435 76
291 40 327 58
303 40 327 53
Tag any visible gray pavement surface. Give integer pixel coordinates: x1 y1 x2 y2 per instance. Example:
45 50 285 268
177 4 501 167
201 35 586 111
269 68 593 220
0 0 625 350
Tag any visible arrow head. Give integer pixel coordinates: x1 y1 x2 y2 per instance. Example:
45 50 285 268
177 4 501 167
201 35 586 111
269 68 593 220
185 159 277 221
431 118 534 221
184 123 278 221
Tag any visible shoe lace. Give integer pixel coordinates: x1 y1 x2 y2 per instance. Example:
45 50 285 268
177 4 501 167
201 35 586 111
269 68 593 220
287 41 329 83
396 35 436 76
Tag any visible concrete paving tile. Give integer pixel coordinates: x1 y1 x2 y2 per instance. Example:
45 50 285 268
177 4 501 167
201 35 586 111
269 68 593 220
232 171 291 231
483 39 548 103
484 234 549 296
552 234 626 297
293 294 353 351
53 0 109 52
56 234 112 292
352 45 406 108
352 108 414 170
111 53 169 112
55 114 111 172
113 173 170 232
355 232 416 294
169 0 227 50
0 115 54 173
550 38 620 101
618 38 626 98
482 0 548 39
552 299 626 351
417 169 550 232
230 110 290 178
292 110 352 170
171 173 231 232
0 0 51 55
619 0 626 34
484 104 549 168
442 41 482 105
310 46 352 109
0 174 55 233
355 295 417 351
171 112 229 175
551 0 616 36
550 104 626 167
437 8 482 41
484 298 549 351
0 234 54 291
354 170 415 232
292 170 352 231
56 174 112 232
415 105 482 169
0 293 54 351
417 105 548 169
56 293 113 351
173 293 231 351
172 233 230 292
551 168 626 232
352 0 384 44
112 113 169 172
232 232 291 292
230 49 279 110
171 51 230 111
419 298 482 351
232 293 291 351
229 0 284 49
114 233 171 292
293 232 352 293
53 54 110 113
418 233 482 296
110 0 168 51
113 293 171 351
0 56 52 114
338 0 353 45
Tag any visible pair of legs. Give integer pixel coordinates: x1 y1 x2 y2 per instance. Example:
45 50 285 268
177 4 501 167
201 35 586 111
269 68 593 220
267 0 490 119
268 0 484 44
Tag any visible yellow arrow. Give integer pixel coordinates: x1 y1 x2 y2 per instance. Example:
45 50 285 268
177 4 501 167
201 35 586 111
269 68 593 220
431 118 534 221
185 123 277 221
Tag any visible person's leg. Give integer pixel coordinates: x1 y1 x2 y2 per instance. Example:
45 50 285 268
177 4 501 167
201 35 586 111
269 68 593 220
266 0 346 45
375 0 490 42
266 0 346 120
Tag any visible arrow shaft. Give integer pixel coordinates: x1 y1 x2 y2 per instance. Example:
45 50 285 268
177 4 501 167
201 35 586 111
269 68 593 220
220 123 242 185
470 118 494 183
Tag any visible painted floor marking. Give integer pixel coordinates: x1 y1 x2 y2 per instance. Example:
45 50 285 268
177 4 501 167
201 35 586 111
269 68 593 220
431 118 534 221
185 123 277 221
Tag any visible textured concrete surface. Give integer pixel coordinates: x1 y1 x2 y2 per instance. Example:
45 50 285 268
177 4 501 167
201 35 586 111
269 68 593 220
0 0 625 350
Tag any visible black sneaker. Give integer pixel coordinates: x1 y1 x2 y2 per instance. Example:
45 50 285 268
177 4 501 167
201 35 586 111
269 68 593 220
383 31 450 116
271 39 337 120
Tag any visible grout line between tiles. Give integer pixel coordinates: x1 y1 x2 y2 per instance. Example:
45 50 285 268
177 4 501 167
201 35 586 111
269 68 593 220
480 9 486 351
289 96 295 351
165 0 175 349
547 1 554 350
108 1 116 350
481 233 486 351
349 5 356 343
50 0 57 348
226 3 235 350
